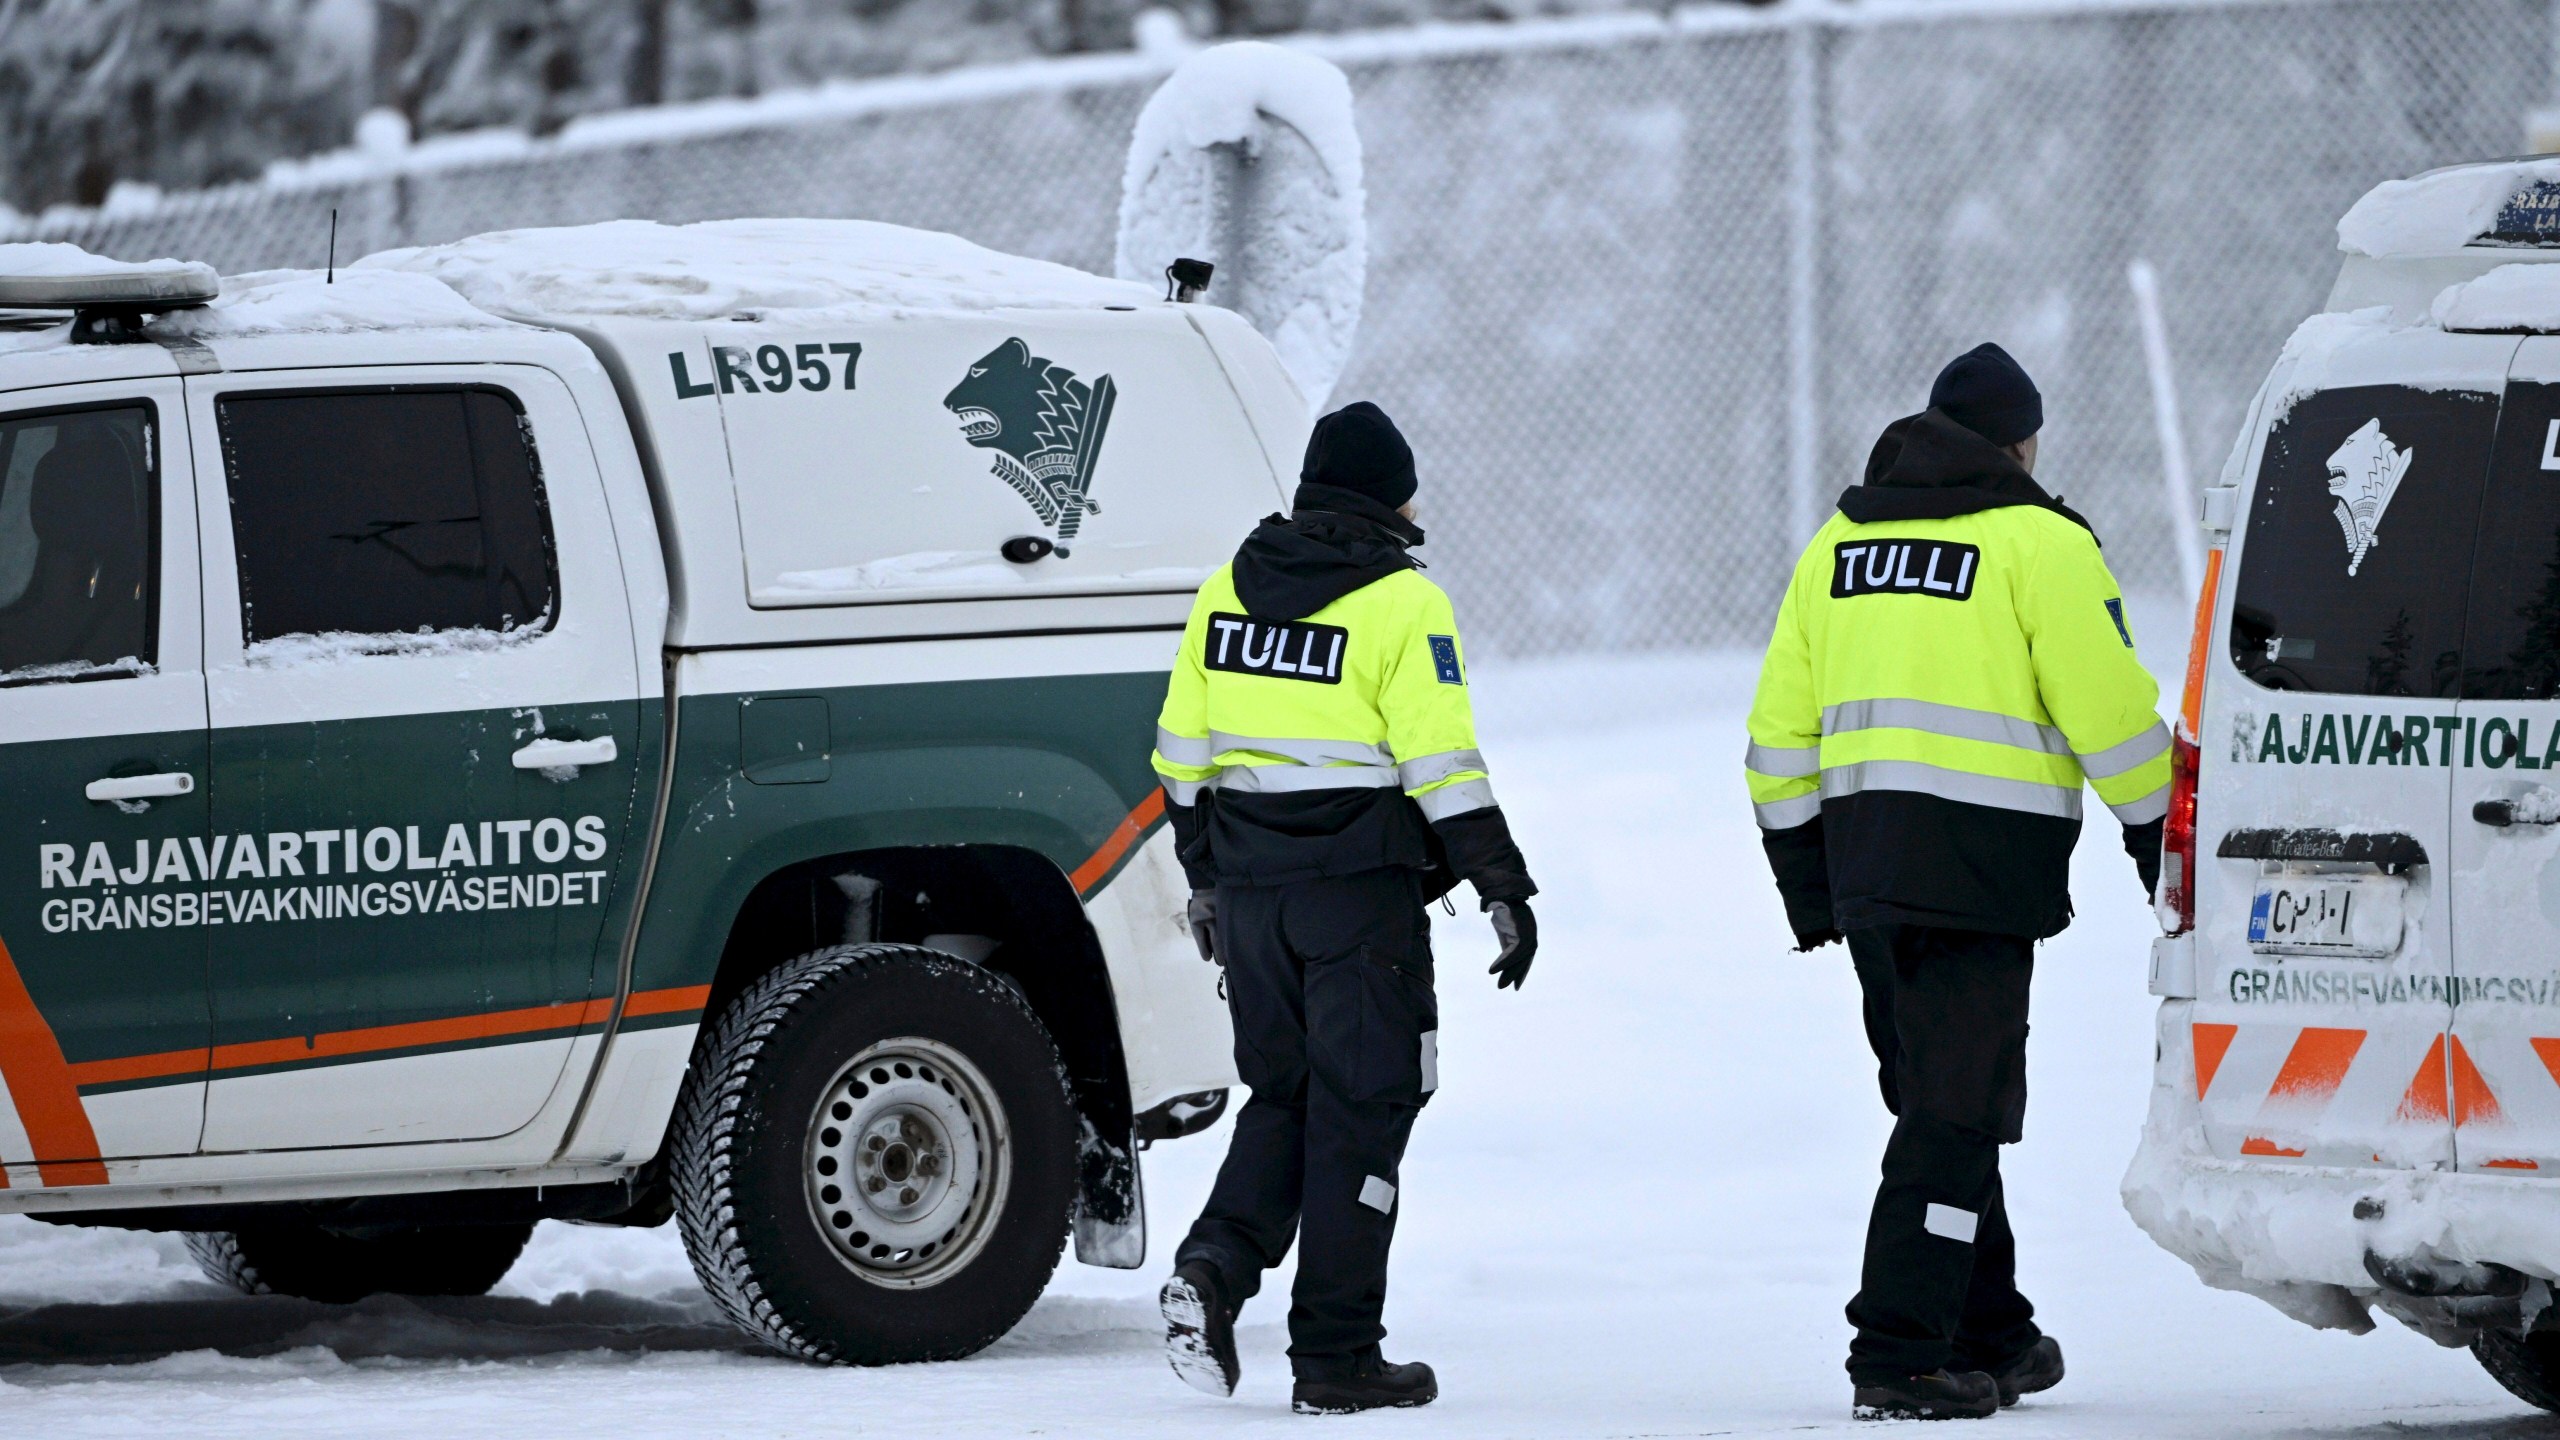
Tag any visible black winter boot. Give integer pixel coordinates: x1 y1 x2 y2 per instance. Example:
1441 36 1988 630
1291 1354 1438 1414
1986 1336 2063 1406
1160 1260 1239 1398
1851 1368 1999 1420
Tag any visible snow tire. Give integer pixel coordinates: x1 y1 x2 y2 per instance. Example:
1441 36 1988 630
669 943 1079 1365
183 1221 534 1303
2475 1329 2560 1412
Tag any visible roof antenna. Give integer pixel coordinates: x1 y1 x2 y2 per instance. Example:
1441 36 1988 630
326 207 338 284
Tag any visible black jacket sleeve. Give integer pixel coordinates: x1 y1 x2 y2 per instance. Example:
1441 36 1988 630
1431 806 1537 905
1165 792 1216 891
1760 815 1838 948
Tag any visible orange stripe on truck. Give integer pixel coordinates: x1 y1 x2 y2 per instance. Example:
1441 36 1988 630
0 933 102 1186
1070 790 1167 896
65 985 716 1091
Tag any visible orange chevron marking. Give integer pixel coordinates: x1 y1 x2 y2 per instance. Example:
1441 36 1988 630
2192 1022 2238 1100
2243 1026 2364 1158
2529 1036 2560 1088
2398 1033 2505 1127
0 932 102 1186
1070 790 1167 896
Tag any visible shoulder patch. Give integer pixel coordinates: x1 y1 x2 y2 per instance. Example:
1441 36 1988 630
1428 635 1464 685
2105 597 2134 648
1831 539 1978 600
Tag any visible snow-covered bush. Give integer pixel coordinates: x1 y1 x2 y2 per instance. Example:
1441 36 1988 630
1116 41 1365 411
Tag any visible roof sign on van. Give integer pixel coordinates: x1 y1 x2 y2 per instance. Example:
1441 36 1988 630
2337 160 2560 257
2483 179 2560 246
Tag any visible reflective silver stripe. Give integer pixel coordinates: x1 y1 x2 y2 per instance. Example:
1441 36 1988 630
1819 758 2082 820
1821 698 2070 756
1155 726 1215 767
1753 793 1822 830
1398 748 1487 789
2108 784 2171 826
2078 720 2172 780
1414 776 1495 821
1209 731 1394 767
1163 776 1206 806
1744 741 1819 779
1210 762 1400 793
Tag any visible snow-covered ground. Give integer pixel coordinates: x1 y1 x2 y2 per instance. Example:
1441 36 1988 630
0 615 2546 1435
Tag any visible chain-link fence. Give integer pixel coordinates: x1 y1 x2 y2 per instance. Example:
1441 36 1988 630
5 0 2550 652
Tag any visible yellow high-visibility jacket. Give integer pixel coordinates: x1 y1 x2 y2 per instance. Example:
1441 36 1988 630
1152 563 1531 896
1747 453 2168 937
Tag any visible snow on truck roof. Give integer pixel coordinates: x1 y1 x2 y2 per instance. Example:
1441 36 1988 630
363 218 1153 322
0 219 1157 349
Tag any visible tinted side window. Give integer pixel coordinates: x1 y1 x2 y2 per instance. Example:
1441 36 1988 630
2229 385 2497 695
2463 384 2560 699
0 404 156 681
218 388 555 645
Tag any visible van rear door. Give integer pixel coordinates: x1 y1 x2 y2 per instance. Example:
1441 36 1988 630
2446 336 2560 1173
2196 329 2516 1170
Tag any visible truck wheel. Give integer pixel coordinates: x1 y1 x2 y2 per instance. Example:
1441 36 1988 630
183 1221 534 1303
669 943 1078 1365
2476 1329 2560 1411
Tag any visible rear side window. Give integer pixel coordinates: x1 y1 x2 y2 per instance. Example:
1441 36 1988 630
2463 383 2560 699
217 387 555 647
2229 385 2498 695
0 403 156 682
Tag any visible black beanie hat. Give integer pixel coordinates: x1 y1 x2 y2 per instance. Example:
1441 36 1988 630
1297 401 1417 512
1930 342 2043 449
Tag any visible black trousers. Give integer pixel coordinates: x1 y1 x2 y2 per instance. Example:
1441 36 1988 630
1174 868 1438 1376
1844 924 2042 1384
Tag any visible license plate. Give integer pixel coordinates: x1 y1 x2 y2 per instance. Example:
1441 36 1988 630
2247 875 2405 958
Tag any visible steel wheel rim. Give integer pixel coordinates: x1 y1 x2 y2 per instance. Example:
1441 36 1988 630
803 1036 1011 1290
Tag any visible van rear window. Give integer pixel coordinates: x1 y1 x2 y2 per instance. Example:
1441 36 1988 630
2461 382 2560 699
2229 385 2498 695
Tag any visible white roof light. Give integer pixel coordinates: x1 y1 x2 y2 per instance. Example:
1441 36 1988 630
0 242 218 310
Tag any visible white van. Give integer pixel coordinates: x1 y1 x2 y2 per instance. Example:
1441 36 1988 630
2131 158 2560 1408
0 218 1302 1364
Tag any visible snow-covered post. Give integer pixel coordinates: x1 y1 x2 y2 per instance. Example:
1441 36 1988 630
1784 13 1823 547
2128 259 2207 604
1116 42 1366 413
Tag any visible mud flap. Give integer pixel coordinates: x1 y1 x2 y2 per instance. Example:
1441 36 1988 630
1073 1119 1146 1268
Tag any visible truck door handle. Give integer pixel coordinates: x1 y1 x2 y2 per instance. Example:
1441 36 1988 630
86 772 195 803
2475 795 2560 827
513 736 618 772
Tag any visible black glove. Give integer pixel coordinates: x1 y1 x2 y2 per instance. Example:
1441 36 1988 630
1793 927 1844 953
2123 816 2165 902
1485 897 1537 990
1186 889 1218 963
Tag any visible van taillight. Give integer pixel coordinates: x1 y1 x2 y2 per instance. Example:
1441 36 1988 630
2158 547 2222 935
2159 733 2200 934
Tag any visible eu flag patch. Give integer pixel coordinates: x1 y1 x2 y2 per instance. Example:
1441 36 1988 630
2105 598 2134 648
1428 635 1464 685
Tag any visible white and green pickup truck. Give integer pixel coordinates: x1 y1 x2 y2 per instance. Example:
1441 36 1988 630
0 219 1298 1362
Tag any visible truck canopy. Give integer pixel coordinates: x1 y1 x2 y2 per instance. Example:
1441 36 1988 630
365 219 1304 647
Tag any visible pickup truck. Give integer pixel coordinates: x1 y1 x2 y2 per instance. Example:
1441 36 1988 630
0 218 1296 1363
